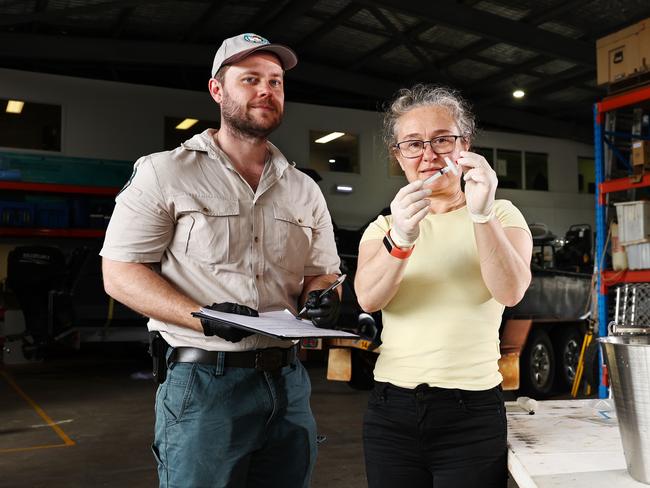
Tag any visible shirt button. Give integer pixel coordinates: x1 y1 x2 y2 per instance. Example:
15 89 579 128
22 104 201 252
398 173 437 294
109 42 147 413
202 207 209 212
254 236 259 243
255 274 260 280
298 218 302 223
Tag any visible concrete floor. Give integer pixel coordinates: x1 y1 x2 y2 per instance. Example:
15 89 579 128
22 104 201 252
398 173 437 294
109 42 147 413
0 347 518 488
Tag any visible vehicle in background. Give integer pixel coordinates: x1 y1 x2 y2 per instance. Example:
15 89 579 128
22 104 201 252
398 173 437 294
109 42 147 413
1 244 148 363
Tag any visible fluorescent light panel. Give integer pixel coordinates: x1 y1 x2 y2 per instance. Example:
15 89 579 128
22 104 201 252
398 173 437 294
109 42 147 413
176 118 198 130
315 132 345 144
6 100 24 114
512 89 525 99
335 185 353 193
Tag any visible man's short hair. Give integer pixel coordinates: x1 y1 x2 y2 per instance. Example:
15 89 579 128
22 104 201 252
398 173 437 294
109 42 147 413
214 66 229 86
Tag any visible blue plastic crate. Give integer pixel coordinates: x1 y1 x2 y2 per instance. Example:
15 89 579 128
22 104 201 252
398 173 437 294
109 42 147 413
0 202 35 227
34 201 70 228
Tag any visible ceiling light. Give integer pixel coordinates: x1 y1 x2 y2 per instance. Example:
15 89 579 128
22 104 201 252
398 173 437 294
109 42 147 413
175 118 198 130
329 159 336 163
6 100 24 114
512 89 525 99
335 185 353 194
315 132 345 144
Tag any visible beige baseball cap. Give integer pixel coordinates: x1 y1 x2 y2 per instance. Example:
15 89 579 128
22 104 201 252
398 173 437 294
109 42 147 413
211 33 298 77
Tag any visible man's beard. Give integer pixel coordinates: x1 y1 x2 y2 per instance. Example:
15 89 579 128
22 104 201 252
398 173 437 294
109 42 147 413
220 92 283 141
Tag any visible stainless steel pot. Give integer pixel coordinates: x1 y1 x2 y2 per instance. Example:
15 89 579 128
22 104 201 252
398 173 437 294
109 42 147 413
600 335 650 484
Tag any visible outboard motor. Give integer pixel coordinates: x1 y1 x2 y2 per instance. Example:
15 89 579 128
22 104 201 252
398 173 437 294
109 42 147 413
6 246 66 344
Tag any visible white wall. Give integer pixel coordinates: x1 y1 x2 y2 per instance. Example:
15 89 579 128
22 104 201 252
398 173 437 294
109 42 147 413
0 68 595 237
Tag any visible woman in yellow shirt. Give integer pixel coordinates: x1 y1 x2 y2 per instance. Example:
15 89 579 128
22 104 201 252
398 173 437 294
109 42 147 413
355 84 532 488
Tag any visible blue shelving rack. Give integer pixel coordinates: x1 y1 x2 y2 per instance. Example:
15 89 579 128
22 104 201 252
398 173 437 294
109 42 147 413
594 84 650 398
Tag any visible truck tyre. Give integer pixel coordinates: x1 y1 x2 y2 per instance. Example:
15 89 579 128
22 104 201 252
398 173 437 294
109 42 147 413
521 328 555 397
553 326 582 392
348 349 377 391
582 340 600 391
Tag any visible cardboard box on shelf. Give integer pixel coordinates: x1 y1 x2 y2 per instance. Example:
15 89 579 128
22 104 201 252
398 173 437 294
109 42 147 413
632 140 650 167
596 17 650 85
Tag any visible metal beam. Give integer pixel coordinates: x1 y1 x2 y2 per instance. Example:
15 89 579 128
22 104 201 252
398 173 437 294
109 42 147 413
291 61 400 99
30 0 49 33
476 66 594 107
365 7 429 68
528 0 593 25
466 55 547 94
0 0 153 27
110 6 135 38
0 32 590 142
254 0 320 39
297 3 363 53
355 0 594 66
347 21 430 71
0 32 206 66
304 10 571 81
420 0 591 82
182 0 226 42
477 106 592 142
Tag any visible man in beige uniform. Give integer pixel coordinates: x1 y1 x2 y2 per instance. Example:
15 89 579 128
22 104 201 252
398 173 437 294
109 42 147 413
100 33 341 488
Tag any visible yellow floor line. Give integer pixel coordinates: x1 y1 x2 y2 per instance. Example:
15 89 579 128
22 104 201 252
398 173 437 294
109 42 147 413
0 369 75 452
0 443 71 454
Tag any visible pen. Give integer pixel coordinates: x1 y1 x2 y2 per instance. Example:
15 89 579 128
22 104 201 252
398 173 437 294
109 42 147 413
296 274 347 319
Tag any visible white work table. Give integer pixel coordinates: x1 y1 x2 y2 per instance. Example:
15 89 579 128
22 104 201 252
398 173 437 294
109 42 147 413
507 399 647 487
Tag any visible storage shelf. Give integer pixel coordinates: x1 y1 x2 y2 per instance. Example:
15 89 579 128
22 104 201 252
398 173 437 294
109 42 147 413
598 173 650 203
594 82 650 398
0 228 106 238
595 84 650 121
601 269 650 292
0 180 120 196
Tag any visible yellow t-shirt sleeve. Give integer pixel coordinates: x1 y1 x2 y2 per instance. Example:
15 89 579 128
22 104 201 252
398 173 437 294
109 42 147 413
494 200 531 238
360 214 392 243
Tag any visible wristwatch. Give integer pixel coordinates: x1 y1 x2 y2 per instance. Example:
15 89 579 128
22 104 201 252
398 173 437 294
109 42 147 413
383 229 414 259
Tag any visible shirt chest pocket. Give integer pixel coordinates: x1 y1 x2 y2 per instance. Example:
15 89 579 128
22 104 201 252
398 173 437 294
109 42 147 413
172 195 240 265
272 203 314 275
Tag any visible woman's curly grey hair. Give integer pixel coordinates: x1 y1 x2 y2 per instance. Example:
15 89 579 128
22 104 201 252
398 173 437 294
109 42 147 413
383 84 476 157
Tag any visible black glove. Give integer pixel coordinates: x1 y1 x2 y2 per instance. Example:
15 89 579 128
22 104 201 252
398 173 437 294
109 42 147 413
304 289 341 329
357 312 379 342
201 302 259 343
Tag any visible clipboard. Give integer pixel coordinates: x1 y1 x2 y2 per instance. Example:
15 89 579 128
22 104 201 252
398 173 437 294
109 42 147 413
192 308 360 340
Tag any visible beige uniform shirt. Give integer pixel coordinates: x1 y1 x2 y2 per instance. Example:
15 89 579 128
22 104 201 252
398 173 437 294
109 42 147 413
100 129 340 351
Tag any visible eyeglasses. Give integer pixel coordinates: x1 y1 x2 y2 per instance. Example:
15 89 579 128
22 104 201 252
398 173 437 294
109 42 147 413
393 135 463 158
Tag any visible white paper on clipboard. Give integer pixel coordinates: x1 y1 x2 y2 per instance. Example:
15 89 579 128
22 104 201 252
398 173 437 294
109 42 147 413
192 308 360 340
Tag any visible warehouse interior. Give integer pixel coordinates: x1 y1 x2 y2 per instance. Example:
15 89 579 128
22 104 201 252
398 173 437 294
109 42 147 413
2 0 650 487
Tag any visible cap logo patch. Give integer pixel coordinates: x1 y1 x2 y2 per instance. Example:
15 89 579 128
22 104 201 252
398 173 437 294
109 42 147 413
243 33 269 45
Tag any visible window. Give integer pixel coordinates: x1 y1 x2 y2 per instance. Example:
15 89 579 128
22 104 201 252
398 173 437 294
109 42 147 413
164 117 219 150
525 152 549 191
309 130 359 174
0 98 61 151
495 149 523 189
472 146 494 167
578 156 595 194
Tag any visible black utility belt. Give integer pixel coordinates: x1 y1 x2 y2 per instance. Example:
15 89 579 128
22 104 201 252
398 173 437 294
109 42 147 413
170 345 298 372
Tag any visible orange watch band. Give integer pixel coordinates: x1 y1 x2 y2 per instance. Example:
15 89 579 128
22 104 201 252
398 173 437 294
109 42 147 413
383 229 414 259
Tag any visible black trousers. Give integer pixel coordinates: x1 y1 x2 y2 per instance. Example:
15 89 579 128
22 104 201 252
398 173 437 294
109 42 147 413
363 382 507 488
